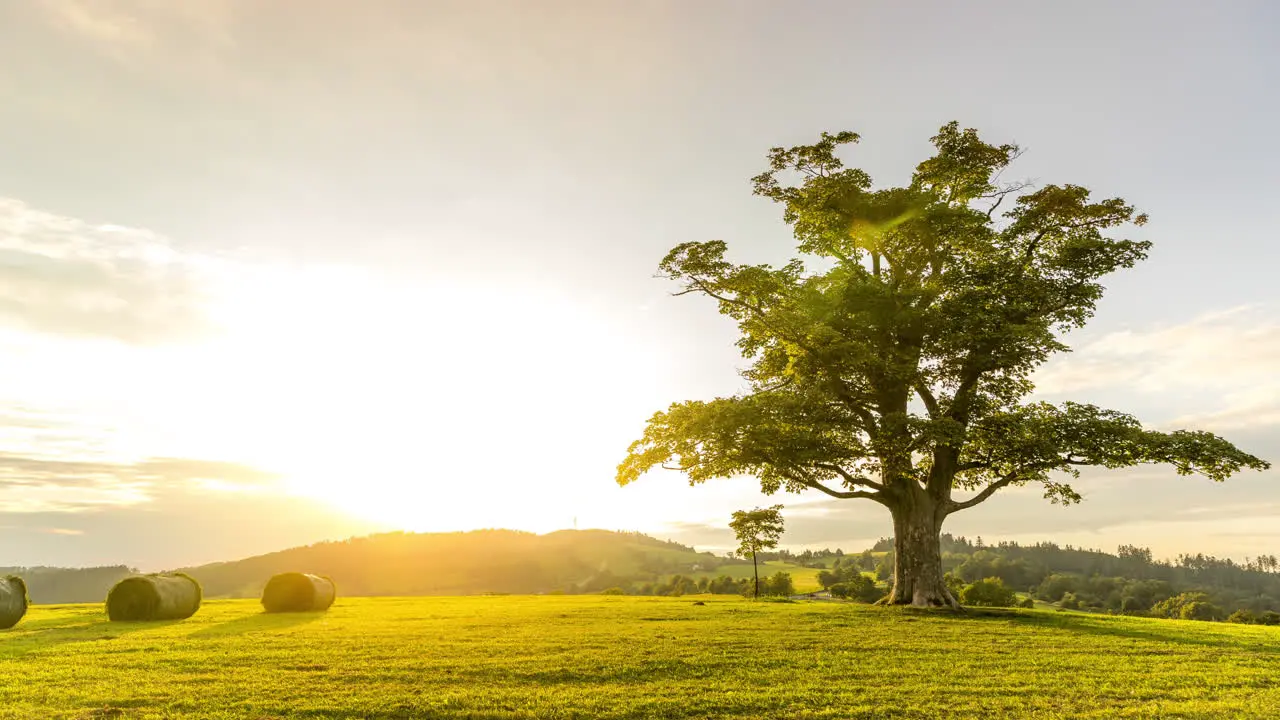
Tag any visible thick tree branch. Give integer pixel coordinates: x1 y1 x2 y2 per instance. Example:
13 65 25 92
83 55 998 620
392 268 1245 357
812 463 886 492
913 380 940 419
799 478 885 503
947 368 982 425
946 456 1084 513
946 475 1016 513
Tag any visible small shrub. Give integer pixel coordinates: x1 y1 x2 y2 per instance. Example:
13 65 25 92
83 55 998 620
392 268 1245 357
1226 609 1256 624
960 577 1017 608
1150 592 1213 619
943 573 965 598
1258 611 1280 626
1179 601 1223 622
1120 596 1146 615
600 587 625 596
764 572 795 597
829 574 885 603
1018 596 1035 609
1059 592 1081 610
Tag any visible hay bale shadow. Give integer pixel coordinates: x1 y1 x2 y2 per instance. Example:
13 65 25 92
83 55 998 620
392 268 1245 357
188 610 325 639
0 609 177 659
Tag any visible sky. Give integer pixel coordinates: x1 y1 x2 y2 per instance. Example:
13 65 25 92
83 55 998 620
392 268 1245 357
1 0 1278 570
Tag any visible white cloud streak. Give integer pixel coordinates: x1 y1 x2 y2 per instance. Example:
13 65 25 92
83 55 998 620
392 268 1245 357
1034 306 1280 430
0 198 213 344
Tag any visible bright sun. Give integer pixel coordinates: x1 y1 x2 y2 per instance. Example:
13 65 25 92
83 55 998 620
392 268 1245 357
142 263 669 532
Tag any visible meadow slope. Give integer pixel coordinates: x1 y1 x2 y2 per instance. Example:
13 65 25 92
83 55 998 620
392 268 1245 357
1 596 1278 719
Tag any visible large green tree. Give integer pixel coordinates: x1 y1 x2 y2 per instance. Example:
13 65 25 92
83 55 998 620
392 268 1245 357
617 123 1269 608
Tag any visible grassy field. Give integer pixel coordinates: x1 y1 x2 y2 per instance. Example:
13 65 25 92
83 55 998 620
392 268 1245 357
691 560 826 592
2 596 1278 719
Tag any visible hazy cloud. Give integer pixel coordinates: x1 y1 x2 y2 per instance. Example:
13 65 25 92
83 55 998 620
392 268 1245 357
33 0 236 60
0 198 211 344
0 452 278 513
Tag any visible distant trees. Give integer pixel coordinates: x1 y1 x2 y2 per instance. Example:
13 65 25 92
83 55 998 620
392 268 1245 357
706 575 748 595
729 506 785 599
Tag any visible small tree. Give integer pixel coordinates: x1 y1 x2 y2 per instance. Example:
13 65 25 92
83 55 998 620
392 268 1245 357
729 505 785 599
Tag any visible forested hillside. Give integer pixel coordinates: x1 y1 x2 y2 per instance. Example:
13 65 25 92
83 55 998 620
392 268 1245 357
0 565 133 605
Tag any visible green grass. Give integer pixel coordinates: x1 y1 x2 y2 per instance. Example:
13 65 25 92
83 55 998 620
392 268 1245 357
2 597 1278 719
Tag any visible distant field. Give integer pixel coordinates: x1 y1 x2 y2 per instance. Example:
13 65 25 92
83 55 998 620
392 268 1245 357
2 596 1278 719
692 560 826 592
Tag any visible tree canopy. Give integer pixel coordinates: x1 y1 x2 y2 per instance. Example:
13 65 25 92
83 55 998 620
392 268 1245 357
729 505 786 560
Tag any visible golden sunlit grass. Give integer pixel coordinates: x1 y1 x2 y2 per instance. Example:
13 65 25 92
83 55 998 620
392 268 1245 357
2 596 1278 719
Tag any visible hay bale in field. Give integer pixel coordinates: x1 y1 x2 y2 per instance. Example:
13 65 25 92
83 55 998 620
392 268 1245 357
0 576 29 629
105 573 202 621
261 573 336 613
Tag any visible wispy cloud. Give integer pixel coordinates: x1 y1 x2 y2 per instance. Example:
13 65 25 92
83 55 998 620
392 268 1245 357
34 0 235 63
37 0 154 49
1034 306 1280 430
0 198 213 344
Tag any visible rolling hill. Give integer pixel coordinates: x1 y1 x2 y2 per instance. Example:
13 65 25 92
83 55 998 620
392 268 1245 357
179 529 741 599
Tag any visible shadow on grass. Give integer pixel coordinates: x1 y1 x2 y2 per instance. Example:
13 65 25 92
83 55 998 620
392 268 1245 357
188 611 325 639
945 606 1280 653
0 607 183 658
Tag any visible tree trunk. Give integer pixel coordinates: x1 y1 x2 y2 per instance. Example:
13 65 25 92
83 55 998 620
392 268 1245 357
751 553 759 599
884 496 959 609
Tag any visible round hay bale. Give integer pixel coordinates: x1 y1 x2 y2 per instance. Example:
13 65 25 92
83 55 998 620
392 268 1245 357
0 576 29 630
105 573 202 622
261 573 336 613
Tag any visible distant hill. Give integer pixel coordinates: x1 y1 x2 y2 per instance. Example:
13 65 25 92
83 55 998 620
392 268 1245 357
180 529 738 599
